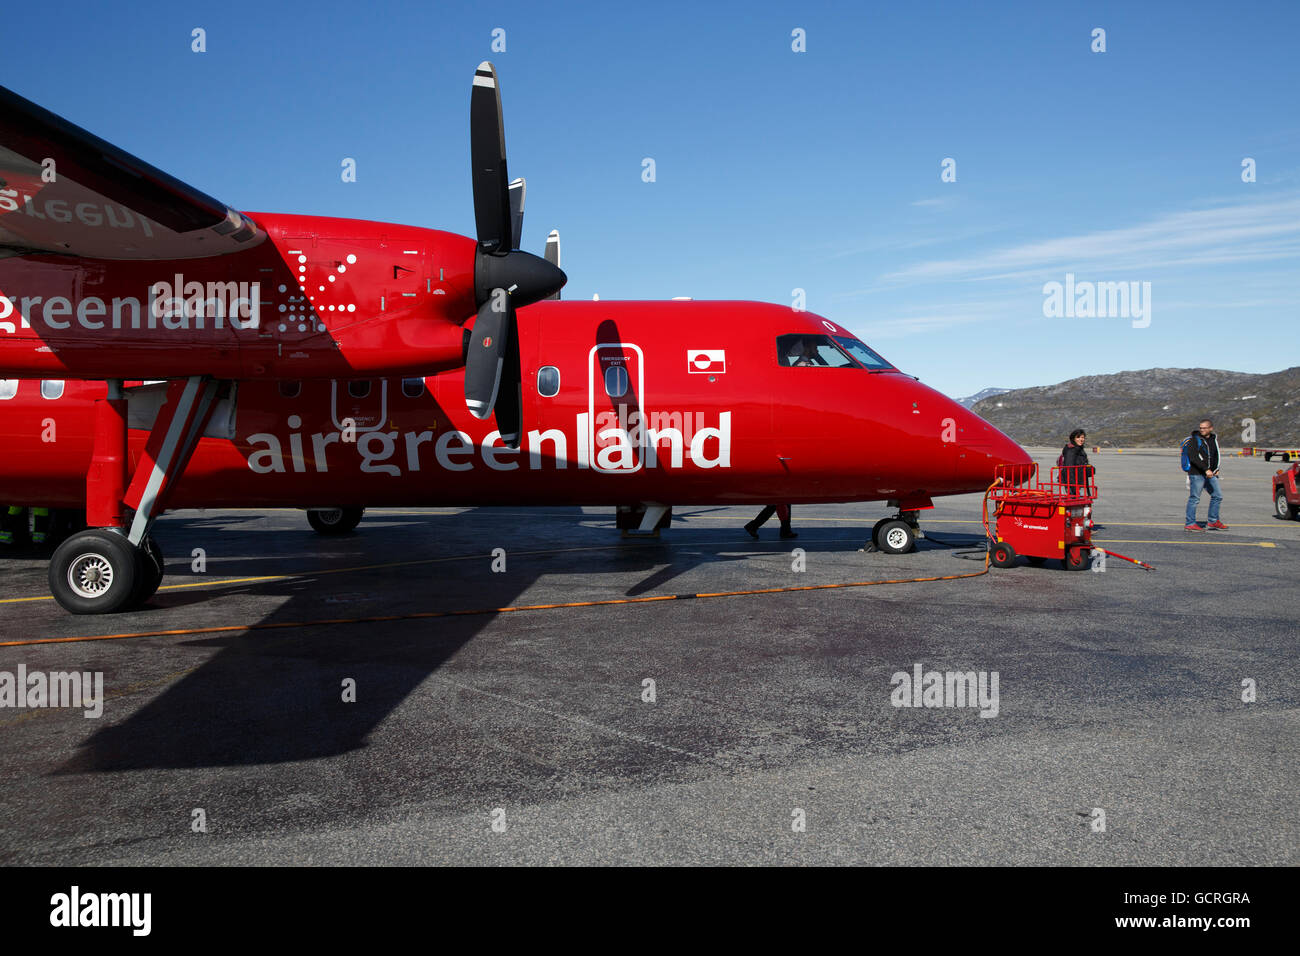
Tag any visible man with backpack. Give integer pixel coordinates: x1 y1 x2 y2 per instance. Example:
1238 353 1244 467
1183 418 1227 531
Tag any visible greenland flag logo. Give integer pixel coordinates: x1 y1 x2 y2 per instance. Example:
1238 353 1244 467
687 349 726 374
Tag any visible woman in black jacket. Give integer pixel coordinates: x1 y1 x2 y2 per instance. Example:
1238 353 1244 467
1061 428 1094 494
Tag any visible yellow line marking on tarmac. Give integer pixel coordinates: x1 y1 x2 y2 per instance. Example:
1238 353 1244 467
1093 539 1276 547
371 511 1290 530
0 538 864 608
0 563 994 647
131 507 1295 529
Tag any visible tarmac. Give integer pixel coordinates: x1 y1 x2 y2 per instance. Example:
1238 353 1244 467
0 448 1295 865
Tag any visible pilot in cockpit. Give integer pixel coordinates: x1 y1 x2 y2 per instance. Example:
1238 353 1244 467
787 337 820 367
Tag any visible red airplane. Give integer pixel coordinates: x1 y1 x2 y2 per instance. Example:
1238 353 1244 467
0 64 1030 614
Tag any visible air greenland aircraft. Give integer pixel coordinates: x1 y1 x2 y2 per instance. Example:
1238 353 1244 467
0 64 1030 614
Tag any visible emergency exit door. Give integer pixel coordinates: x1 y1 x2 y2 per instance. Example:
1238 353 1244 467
588 343 644 474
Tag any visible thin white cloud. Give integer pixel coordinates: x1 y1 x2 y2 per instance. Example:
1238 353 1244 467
882 195 1300 284
847 301 1011 339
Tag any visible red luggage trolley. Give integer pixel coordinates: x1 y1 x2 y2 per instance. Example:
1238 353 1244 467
986 463 1097 571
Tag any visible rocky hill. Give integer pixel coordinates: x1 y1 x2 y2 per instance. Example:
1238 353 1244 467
968 367 1300 447
955 386 1012 409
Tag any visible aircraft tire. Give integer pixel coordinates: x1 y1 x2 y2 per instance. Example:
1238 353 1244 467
129 535 165 606
48 530 139 614
875 519 915 555
307 507 365 535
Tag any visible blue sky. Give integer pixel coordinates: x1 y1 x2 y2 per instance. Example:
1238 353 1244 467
5 0 1298 396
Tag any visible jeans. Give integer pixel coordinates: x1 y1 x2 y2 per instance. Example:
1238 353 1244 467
1186 474 1222 524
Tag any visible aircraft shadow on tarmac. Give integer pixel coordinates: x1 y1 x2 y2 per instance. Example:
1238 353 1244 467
56 505 960 772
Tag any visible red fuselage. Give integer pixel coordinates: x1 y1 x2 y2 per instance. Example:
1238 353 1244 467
0 300 1028 510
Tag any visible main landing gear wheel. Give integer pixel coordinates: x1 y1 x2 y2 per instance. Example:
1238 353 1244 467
1276 489 1298 520
1064 545 1090 571
990 541 1017 568
307 507 365 535
49 529 139 615
874 519 916 555
130 535 165 606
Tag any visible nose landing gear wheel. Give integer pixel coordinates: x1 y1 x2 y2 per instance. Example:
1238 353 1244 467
990 542 1017 568
49 529 139 614
307 507 365 535
875 518 916 555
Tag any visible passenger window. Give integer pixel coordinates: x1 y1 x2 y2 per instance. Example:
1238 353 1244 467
348 380 371 399
776 334 855 368
402 377 425 398
537 366 560 398
604 365 628 398
278 380 302 398
40 380 65 400
0 380 16 400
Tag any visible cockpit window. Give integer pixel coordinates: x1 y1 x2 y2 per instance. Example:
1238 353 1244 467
776 334 855 368
833 336 893 370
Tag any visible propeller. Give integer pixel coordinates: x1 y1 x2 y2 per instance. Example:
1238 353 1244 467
508 178 525 252
465 62 566 446
544 230 561 301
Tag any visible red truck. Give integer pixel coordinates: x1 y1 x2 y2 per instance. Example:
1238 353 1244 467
1274 463 1300 520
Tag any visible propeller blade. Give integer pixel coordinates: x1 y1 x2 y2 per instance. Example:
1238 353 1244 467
470 61 511 255
464 295 511 420
543 230 561 301
495 310 523 448
508 178 526 251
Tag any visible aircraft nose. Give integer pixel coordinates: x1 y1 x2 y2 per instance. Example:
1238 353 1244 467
950 404 1032 492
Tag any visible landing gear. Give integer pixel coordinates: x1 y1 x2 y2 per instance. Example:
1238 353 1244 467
47 529 164 614
48 530 139 615
307 507 365 535
870 509 922 554
131 535 165 606
873 518 916 555
46 376 228 615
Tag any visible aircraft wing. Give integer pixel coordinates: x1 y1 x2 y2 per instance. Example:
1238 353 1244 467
0 83 263 260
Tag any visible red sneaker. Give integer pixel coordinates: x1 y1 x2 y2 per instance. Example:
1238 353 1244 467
1184 523 1204 531
1206 520 1228 530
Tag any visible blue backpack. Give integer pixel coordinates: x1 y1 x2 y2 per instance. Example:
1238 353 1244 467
1180 436 1196 472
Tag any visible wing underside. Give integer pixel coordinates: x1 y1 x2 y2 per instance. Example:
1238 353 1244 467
0 84 263 260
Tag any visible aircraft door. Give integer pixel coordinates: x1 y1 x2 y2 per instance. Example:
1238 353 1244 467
588 343 644 473
331 378 390 434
